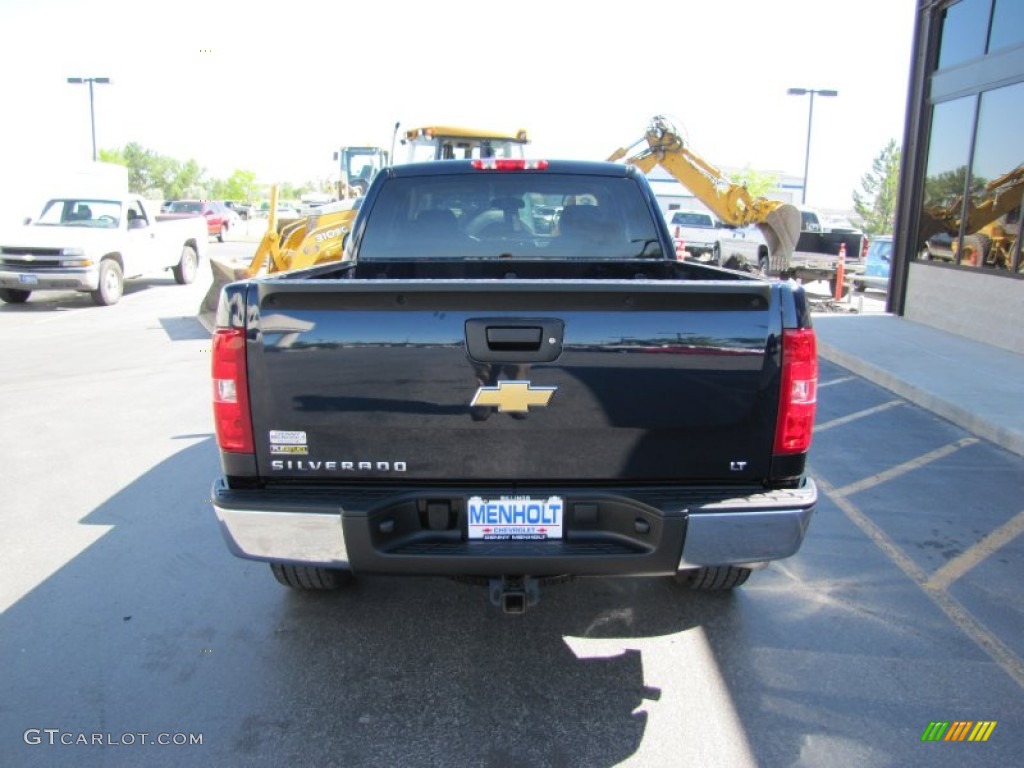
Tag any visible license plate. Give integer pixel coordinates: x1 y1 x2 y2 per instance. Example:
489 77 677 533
19 274 38 285
467 496 564 541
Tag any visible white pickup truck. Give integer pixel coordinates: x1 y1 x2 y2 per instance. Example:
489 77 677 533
0 194 208 305
665 209 770 270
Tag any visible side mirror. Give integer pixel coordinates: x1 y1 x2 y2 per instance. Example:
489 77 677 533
23 217 32 225
128 217 148 230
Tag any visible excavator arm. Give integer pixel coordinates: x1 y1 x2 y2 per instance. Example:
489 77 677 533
609 116 801 273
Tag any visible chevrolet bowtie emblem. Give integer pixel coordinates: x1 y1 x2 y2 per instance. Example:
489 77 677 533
470 381 557 413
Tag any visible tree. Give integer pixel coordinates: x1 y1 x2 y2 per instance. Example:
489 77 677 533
211 170 258 202
99 143 208 199
731 166 780 199
853 140 901 236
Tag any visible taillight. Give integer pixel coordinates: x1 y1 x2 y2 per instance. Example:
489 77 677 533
212 328 254 453
774 328 818 454
471 159 549 171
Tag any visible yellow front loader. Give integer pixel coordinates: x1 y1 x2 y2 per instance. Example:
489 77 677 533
199 186 359 325
200 124 535 326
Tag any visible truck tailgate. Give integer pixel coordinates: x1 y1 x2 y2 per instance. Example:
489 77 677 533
245 279 782 484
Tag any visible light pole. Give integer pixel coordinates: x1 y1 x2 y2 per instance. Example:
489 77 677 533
787 87 837 205
67 76 111 161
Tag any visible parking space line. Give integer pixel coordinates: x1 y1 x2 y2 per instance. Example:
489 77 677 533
818 376 855 389
925 508 1024 591
832 437 978 497
814 400 903 432
813 472 1024 690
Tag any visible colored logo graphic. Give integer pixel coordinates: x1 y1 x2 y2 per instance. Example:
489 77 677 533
470 381 556 413
921 721 996 742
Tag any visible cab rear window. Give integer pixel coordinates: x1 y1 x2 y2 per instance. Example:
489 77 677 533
356 174 663 260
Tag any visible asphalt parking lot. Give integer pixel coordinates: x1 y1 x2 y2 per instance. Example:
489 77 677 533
1 243 1020 767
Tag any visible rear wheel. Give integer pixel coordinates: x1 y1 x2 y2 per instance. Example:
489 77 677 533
270 563 353 590
91 259 123 306
0 288 31 303
677 566 752 590
173 245 198 284
960 233 991 266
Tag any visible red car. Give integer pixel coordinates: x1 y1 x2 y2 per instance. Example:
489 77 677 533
167 200 237 242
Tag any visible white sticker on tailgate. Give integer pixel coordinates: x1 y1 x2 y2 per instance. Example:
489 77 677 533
467 496 564 541
269 430 307 445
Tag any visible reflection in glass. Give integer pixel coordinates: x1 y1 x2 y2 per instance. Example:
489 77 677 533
989 0 1024 53
962 82 1024 270
937 0 992 70
917 96 977 261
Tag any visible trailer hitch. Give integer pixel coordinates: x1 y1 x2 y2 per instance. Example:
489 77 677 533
489 575 540 614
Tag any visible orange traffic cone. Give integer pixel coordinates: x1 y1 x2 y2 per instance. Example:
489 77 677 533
674 226 686 261
834 242 847 300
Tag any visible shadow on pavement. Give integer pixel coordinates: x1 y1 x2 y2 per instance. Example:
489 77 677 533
0 437 745 768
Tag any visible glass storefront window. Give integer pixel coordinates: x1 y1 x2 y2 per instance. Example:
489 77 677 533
964 81 1024 271
989 0 1024 54
917 96 977 261
937 0 992 70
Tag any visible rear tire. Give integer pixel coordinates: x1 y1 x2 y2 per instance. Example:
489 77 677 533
173 245 198 284
91 259 123 306
960 233 991 266
270 563 353 590
678 566 752 590
0 288 31 303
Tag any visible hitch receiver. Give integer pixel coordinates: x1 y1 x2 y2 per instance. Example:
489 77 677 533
489 576 540 614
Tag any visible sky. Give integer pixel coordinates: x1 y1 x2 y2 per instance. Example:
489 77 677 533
0 0 918 216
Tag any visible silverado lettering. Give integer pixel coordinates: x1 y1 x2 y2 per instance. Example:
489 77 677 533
210 159 819 612
269 460 407 471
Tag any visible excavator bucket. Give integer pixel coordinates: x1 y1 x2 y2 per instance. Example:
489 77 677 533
758 204 802 275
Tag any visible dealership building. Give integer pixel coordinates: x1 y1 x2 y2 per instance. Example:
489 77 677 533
891 0 1023 353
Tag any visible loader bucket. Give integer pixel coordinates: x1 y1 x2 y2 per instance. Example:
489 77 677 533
199 256 252 331
758 204 801 275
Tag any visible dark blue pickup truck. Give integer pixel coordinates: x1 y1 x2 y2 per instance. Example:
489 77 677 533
210 159 818 612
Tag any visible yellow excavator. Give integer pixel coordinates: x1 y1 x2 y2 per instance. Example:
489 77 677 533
922 164 1023 269
607 116 802 275
200 125 533 325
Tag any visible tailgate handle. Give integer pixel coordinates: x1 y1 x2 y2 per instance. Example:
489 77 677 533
465 318 564 363
486 327 542 350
